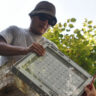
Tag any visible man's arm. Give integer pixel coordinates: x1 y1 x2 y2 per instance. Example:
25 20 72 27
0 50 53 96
0 36 28 56
0 36 45 56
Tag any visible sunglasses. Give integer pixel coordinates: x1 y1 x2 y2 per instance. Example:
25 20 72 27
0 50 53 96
37 13 56 26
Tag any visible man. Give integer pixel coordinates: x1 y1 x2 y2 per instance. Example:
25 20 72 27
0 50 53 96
0 1 57 66
0 1 57 96
0 1 95 96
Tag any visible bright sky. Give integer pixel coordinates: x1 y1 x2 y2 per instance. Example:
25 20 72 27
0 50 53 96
0 0 96 31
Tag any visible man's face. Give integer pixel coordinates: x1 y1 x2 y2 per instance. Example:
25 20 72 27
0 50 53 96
30 14 52 35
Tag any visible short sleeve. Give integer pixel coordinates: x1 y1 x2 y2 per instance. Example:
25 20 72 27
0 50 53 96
0 26 15 44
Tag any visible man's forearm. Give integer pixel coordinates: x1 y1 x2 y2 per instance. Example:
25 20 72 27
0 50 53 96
0 43 28 56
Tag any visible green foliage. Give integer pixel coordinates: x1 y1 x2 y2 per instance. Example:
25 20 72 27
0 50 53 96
43 18 96 77
88 20 93 24
94 25 96 28
67 19 70 23
64 23 67 27
71 18 76 22
69 24 74 28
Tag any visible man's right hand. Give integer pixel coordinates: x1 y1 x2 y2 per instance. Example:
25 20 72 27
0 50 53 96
27 42 46 56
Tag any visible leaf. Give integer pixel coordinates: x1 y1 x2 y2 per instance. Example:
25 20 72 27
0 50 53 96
54 30 59 36
74 29 80 33
88 29 93 32
67 19 70 23
94 30 96 34
61 28 65 31
59 23 62 27
71 18 76 22
84 18 88 22
83 22 87 27
88 25 92 29
69 24 74 28
82 28 86 32
66 29 70 32
88 21 93 25
59 34 63 38
93 25 96 28
64 23 67 27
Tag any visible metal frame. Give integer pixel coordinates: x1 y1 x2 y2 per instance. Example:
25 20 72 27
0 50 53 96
12 43 92 96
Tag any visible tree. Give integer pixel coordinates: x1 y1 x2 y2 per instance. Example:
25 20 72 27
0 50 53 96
44 18 96 76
